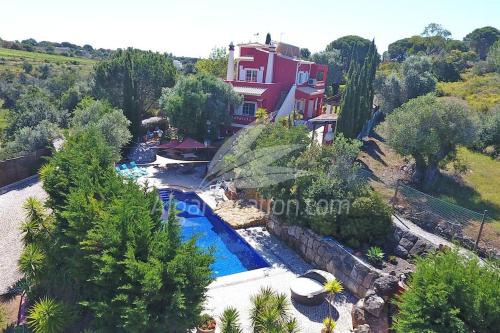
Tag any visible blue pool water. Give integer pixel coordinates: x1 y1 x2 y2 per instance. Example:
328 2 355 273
158 189 269 277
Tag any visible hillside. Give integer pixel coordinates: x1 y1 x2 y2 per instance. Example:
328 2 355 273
0 47 96 76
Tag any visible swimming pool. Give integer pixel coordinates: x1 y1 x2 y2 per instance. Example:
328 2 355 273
158 189 269 277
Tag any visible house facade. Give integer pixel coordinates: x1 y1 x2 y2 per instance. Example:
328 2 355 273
224 41 328 133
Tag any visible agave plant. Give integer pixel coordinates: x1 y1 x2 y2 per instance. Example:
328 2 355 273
220 307 243 333
366 246 385 265
249 287 299 333
27 297 69 333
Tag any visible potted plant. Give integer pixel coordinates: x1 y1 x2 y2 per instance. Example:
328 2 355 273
196 313 216 333
321 316 336 333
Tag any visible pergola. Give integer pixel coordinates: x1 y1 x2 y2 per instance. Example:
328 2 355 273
308 113 339 144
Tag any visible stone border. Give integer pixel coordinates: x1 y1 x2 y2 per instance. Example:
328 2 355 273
267 218 381 298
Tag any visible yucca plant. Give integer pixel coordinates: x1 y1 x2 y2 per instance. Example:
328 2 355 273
249 287 299 333
27 297 69 333
322 316 336 333
324 279 343 325
220 307 243 333
366 246 385 265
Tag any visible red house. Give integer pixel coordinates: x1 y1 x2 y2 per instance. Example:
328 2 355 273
225 41 328 133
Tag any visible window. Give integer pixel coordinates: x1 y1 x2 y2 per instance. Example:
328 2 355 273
245 69 258 82
316 71 324 81
242 102 256 116
296 71 309 84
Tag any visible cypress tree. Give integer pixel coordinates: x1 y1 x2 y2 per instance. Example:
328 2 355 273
265 33 272 45
337 40 379 139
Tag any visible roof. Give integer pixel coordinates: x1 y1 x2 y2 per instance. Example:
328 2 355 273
232 86 267 96
175 137 209 149
155 140 180 149
309 113 339 124
297 86 325 95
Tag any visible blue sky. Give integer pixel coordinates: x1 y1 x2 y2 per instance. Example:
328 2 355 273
1 0 499 57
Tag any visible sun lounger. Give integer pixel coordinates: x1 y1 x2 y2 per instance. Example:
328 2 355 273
290 269 334 306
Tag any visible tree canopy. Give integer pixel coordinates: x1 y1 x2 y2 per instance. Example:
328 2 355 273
326 35 372 73
160 74 241 141
20 128 213 332
394 249 500 333
93 48 176 138
381 94 477 187
421 23 451 38
194 47 228 78
464 26 500 60
71 97 131 157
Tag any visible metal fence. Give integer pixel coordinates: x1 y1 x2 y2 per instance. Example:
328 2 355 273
392 181 494 255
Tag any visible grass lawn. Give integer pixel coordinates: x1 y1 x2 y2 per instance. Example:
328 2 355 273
437 147 500 223
0 47 96 65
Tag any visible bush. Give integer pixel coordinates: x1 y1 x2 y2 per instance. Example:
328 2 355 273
336 192 392 248
393 249 500 332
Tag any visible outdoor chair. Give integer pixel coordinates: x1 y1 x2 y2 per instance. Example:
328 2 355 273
129 161 148 176
290 269 334 306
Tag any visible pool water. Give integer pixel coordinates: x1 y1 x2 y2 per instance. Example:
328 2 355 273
159 189 269 277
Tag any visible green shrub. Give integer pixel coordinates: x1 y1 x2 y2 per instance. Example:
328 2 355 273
336 192 393 248
393 249 500 332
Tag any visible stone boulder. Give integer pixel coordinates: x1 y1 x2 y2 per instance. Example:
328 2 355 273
351 299 366 327
394 245 409 258
353 324 371 333
373 275 399 301
363 294 385 318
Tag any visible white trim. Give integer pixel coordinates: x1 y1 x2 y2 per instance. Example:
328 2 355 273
235 101 258 117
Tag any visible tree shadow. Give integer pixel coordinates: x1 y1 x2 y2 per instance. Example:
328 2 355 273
362 139 387 167
429 173 500 221
291 297 338 323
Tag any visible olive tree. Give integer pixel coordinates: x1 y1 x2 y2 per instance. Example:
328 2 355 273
381 94 477 188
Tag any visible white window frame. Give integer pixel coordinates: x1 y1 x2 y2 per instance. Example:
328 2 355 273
245 68 258 82
236 102 257 117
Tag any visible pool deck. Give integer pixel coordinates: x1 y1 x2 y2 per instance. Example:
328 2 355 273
206 227 357 333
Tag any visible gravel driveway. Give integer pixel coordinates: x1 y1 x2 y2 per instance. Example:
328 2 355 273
0 177 46 294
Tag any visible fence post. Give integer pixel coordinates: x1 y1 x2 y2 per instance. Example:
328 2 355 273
392 180 400 208
474 210 488 252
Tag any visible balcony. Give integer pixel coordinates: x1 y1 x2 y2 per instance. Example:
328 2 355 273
232 114 255 125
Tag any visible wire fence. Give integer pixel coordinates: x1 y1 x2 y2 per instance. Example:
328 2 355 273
392 181 497 256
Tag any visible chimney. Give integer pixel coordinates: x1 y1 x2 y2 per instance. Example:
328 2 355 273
265 44 276 83
226 42 235 81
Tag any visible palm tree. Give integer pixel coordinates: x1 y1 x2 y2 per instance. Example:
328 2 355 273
220 307 243 333
249 287 299 333
27 297 69 333
21 197 52 245
324 279 343 326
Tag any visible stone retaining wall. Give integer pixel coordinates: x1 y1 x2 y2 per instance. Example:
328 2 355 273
267 218 381 298
386 223 437 259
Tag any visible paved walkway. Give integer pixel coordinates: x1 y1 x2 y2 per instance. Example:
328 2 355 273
206 227 357 333
0 177 47 294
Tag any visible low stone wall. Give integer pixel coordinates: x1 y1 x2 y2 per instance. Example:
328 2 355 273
267 218 381 298
385 223 437 259
0 148 51 188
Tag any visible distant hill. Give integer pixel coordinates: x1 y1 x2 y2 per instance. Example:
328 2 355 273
0 37 112 60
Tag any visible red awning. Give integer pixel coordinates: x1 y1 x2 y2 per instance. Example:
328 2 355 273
175 137 207 149
155 140 180 149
